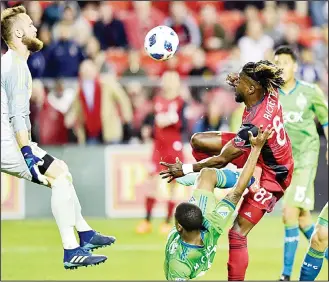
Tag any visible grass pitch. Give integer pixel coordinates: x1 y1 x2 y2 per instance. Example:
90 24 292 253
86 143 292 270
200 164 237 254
1 216 328 280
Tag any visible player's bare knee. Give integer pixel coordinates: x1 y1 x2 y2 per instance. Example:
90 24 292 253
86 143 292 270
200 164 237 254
190 132 204 149
298 210 312 230
232 215 254 236
282 206 299 225
311 226 328 251
196 168 217 190
50 159 73 183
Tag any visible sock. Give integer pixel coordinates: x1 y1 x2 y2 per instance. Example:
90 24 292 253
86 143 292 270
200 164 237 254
282 225 299 276
166 201 175 223
300 224 315 240
146 197 156 222
228 229 249 281
177 169 254 189
299 247 325 281
51 174 79 250
176 173 199 186
70 183 92 232
191 148 212 161
300 224 328 260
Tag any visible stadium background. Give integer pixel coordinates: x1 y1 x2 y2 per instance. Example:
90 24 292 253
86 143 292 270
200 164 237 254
1 0 328 280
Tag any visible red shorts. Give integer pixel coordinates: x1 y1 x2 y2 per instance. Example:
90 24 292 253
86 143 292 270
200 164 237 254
238 181 284 225
151 146 184 175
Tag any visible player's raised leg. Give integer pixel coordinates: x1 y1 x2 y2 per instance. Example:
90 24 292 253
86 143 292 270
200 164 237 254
299 203 328 281
191 131 248 168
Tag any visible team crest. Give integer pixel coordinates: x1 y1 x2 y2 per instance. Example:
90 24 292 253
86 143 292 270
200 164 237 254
234 136 246 147
296 93 307 110
169 240 178 254
216 206 230 218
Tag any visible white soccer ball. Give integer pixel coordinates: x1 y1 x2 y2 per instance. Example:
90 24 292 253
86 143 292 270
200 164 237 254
144 26 179 61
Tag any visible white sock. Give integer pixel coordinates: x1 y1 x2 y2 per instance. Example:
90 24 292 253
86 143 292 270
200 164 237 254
51 174 79 250
69 182 92 232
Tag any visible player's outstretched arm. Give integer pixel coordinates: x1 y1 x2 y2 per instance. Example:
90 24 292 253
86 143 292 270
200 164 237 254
224 125 273 206
160 142 243 183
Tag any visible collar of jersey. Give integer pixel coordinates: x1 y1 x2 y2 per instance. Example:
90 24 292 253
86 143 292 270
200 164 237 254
279 80 299 96
246 95 265 112
179 232 205 249
8 48 26 63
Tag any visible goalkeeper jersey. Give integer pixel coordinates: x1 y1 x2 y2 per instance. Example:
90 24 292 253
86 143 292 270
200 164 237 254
279 80 328 168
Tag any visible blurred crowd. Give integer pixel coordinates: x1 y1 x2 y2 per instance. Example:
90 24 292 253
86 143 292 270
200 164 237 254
1 1 328 145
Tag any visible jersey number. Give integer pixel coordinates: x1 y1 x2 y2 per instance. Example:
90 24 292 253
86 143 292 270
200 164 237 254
253 188 273 205
273 115 286 146
294 186 307 202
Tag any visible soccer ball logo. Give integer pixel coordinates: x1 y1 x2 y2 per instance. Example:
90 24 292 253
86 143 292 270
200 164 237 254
144 26 179 61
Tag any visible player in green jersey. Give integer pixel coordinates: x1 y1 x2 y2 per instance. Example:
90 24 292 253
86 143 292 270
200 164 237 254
164 125 273 280
273 46 328 281
299 202 328 281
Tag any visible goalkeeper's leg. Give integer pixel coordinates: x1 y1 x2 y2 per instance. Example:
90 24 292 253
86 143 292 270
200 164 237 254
30 144 115 269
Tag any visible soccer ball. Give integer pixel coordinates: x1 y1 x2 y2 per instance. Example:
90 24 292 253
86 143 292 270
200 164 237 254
144 26 179 61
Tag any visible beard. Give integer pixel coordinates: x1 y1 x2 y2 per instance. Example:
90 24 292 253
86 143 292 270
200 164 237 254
235 92 244 103
22 36 43 52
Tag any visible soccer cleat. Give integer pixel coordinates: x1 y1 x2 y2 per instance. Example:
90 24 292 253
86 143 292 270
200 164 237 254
63 247 107 270
159 222 172 235
136 220 152 234
279 274 290 281
79 230 116 252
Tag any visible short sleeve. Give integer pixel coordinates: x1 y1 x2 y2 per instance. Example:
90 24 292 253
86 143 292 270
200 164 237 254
203 198 236 235
311 85 328 126
232 123 259 149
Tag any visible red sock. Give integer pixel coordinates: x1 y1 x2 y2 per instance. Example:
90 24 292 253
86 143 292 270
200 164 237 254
227 229 249 281
191 148 212 161
146 197 156 221
166 201 175 223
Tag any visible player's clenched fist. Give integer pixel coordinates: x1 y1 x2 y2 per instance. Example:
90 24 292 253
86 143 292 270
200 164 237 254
248 125 274 149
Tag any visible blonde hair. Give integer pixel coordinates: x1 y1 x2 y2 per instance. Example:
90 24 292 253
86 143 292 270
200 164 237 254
1 5 26 45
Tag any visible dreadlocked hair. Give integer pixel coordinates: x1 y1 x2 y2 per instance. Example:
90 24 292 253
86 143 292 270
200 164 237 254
242 60 285 94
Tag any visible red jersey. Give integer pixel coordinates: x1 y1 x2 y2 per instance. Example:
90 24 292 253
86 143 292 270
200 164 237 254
232 90 294 192
153 94 185 150
150 94 185 174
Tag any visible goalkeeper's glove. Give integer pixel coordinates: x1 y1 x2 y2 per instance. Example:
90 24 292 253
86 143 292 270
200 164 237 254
21 146 48 185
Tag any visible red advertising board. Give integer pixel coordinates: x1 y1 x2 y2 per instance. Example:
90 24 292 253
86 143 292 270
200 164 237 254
1 173 25 220
105 144 195 218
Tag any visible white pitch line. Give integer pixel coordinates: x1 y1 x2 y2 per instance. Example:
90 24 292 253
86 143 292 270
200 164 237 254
1 244 284 254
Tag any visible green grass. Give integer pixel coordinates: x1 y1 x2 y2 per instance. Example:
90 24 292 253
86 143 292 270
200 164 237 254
1 216 328 280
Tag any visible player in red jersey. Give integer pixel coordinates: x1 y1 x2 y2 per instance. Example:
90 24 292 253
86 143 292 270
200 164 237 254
160 60 294 281
136 71 186 235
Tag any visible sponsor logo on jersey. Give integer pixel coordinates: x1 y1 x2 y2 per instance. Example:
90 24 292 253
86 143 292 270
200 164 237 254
216 206 230 218
283 111 304 123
